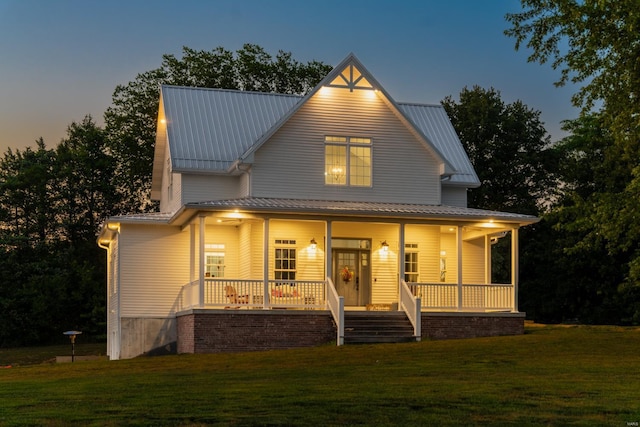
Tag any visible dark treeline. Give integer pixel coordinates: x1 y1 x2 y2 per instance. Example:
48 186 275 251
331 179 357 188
2 6 640 347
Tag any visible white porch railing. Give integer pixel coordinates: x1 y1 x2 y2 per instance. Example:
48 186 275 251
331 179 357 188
326 277 344 346
409 283 515 312
399 280 421 340
179 279 326 310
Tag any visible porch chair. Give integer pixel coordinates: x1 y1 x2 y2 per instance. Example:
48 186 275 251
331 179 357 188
224 285 249 307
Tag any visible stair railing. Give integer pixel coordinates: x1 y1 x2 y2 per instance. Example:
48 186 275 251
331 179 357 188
326 277 344 345
400 279 421 341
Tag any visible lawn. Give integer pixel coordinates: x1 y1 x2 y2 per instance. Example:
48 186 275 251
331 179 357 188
0 324 639 426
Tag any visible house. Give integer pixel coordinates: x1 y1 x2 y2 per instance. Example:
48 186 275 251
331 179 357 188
97 53 538 360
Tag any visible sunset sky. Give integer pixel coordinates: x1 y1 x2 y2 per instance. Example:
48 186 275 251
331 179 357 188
0 0 579 154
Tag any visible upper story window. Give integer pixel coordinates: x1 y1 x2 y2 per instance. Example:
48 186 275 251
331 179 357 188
324 136 372 186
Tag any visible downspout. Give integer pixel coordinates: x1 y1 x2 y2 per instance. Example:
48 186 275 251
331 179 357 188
98 223 120 360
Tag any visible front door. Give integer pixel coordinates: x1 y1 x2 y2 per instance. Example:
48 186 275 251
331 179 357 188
333 249 371 306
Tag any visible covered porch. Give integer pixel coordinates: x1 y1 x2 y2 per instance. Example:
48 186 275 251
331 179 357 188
173 199 535 347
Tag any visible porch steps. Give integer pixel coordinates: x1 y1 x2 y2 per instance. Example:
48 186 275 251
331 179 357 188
343 311 417 344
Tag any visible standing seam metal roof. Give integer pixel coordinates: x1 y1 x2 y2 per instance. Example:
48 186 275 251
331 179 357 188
160 85 479 185
162 85 302 171
185 197 538 223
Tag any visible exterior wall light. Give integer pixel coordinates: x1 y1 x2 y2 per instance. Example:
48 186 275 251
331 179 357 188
310 237 317 250
381 240 389 252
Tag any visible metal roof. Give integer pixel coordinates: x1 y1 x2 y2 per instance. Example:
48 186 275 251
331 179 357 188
183 197 538 224
398 103 480 187
159 83 479 185
106 211 175 224
162 85 302 172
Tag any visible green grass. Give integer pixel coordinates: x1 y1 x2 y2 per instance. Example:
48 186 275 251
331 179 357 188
1 324 639 426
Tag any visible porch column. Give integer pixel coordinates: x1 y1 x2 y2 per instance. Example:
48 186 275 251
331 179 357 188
190 223 196 283
457 225 463 311
484 234 491 285
511 227 519 312
263 218 270 308
198 215 206 308
399 223 405 281
325 220 332 280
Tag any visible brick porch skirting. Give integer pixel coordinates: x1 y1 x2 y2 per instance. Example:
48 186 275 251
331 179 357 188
177 309 336 354
177 310 525 353
421 312 525 340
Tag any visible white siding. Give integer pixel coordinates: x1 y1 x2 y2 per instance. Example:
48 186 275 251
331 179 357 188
251 87 441 204
462 237 486 283
119 223 190 317
239 222 253 278
440 232 459 284
441 186 468 207
205 225 240 278
181 174 241 204
250 221 264 278
159 144 182 213
405 224 441 283
268 220 326 281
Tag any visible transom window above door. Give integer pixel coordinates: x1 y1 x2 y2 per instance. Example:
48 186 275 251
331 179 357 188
324 136 372 186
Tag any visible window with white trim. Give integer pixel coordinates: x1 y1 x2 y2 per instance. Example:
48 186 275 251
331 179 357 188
274 239 296 280
404 243 419 283
205 244 225 278
324 136 371 186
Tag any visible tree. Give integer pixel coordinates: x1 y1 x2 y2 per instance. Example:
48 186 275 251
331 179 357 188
505 0 640 294
0 118 115 346
442 86 557 285
104 44 333 213
56 116 118 243
519 115 633 324
442 86 555 216
0 139 59 245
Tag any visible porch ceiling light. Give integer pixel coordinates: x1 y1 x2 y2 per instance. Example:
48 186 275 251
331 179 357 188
381 240 389 251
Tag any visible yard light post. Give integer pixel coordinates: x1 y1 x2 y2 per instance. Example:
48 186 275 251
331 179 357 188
63 331 82 362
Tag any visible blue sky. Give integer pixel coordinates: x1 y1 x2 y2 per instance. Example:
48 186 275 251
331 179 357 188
0 0 578 154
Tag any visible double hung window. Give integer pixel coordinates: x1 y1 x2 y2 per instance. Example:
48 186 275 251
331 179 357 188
274 239 296 281
205 244 225 278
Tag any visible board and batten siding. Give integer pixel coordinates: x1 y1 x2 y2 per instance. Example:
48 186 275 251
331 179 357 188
119 224 190 317
250 87 441 204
